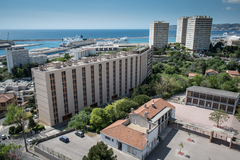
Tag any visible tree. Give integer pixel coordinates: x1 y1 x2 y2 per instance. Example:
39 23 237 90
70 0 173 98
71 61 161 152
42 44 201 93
227 60 238 70
64 53 71 60
219 81 237 92
207 75 218 88
4 104 28 152
68 111 91 129
2 60 7 65
83 141 117 160
0 143 22 160
90 108 111 129
192 75 204 86
28 116 36 129
179 142 184 152
132 95 151 106
209 109 230 127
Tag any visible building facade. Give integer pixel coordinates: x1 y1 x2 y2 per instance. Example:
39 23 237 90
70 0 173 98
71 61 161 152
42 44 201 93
32 46 153 126
176 16 212 51
6 47 29 72
72 48 96 60
176 17 189 46
149 21 169 49
6 47 47 72
101 98 175 159
185 86 239 115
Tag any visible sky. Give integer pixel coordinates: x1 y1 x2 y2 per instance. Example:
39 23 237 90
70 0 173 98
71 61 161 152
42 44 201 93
0 0 240 29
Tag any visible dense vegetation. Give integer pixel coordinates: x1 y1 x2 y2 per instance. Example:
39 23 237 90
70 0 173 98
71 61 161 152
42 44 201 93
11 62 38 78
208 42 240 57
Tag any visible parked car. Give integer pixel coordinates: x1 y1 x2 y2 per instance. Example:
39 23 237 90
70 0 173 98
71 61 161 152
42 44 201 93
1 134 7 140
59 136 69 143
27 139 33 145
75 131 84 137
33 114 38 119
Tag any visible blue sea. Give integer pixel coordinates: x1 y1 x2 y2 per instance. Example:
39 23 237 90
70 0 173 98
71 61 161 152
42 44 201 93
0 29 240 56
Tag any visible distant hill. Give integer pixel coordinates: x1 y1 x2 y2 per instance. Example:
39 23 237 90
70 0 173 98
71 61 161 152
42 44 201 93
169 23 240 31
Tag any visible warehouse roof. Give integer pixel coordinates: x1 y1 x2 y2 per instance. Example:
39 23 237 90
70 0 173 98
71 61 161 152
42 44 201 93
187 86 240 99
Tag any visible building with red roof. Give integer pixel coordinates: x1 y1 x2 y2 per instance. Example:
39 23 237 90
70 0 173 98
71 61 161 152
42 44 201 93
205 69 219 76
100 98 176 159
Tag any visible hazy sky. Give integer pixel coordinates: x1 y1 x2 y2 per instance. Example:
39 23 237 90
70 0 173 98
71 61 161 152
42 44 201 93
0 0 239 29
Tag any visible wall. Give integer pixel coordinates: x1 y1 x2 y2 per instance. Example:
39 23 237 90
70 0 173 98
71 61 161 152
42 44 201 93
129 114 149 128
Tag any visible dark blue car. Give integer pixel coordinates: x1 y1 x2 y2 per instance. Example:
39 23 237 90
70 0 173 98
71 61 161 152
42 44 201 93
59 136 69 143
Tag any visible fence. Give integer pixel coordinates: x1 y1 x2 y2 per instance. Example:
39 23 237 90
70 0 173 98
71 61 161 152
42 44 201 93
36 143 71 160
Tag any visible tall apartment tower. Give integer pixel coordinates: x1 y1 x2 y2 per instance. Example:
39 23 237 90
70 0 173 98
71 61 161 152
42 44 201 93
5 47 29 72
32 46 153 126
149 21 169 48
176 16 212 51
176 17 189 45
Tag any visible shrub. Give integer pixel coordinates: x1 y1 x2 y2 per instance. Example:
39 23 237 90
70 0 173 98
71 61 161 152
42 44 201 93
96 128 101 134
14 125 22 134
9 126 15 134
37 125 45 131
31 138 39 145
88 125 96 132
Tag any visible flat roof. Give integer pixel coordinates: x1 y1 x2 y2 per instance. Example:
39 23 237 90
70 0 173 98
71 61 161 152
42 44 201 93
132 46 148 52
187 86 240 99
127 123 147 133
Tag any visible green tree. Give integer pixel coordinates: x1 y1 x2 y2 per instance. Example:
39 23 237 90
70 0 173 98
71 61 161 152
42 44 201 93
57 57 65 62
3 104 28 152
83 141 117 160
217 73 231 85
192 75 204 86
28 116 36 129
132 95 151 106
219 81 237 92
0 143 22 160
200 80 211 88
115 98 139 119
82 107 93 114
179 142 184 152
64 53 71 60
68 111 91 129
209 109 230 127
207 75 218 88
1 60 7 65
90 108 111 129
227 60 238 70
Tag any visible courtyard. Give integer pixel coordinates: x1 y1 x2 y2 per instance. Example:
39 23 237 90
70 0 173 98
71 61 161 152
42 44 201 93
147 129 240 160
170 102 240 139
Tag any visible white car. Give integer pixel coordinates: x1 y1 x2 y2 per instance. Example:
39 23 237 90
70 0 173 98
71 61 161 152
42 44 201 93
33 114 38 119
27 139 33 145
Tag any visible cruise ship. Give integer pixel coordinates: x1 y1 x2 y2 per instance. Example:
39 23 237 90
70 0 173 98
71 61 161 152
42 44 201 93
59 35 95 47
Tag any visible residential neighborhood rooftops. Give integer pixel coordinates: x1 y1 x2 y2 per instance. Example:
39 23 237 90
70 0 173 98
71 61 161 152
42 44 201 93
133 98 175 120
227 70 240 77
187 86 240 98
100 119 148 150
188 73 198 77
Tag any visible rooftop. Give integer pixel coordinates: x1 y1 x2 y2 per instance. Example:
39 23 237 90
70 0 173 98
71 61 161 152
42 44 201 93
206 69 219 74
0 94 15 103
127 123 147 133
101 119 148 150
132 98 175 120
187 86 240 98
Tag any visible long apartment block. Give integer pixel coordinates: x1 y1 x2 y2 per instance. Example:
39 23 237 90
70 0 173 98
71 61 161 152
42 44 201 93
32 46 153 126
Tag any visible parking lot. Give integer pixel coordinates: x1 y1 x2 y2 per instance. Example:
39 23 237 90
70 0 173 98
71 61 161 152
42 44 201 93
39 131 137 160
147 129 240 160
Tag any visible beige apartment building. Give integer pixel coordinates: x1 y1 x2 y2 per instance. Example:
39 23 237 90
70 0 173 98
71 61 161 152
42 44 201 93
32 46 153 126
176 16 212 51
149 21 169 49
176 17 189 46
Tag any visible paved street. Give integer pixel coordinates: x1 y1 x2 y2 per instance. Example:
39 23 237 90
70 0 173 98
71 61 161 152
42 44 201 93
147 129 240 160
39 131 138 160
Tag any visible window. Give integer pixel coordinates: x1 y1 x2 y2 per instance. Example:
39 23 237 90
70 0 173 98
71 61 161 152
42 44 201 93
105 136 111 140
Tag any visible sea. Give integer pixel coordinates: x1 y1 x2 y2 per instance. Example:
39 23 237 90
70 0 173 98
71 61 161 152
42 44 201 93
0 29 240 56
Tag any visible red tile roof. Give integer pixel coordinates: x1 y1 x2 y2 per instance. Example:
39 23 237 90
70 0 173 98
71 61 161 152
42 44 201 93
101 119 147 150
189 73 198 77
228 70 240 77
0 94 15 103
206 69 219 74
133 98 175 120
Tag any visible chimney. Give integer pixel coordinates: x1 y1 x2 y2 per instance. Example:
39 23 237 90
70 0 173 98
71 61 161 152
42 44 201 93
131 108 134 113
144 111 149 119
151 100 155 108
144 103 147 109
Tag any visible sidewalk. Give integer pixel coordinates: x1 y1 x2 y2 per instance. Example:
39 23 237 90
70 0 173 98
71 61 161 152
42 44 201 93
23 147 49 160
